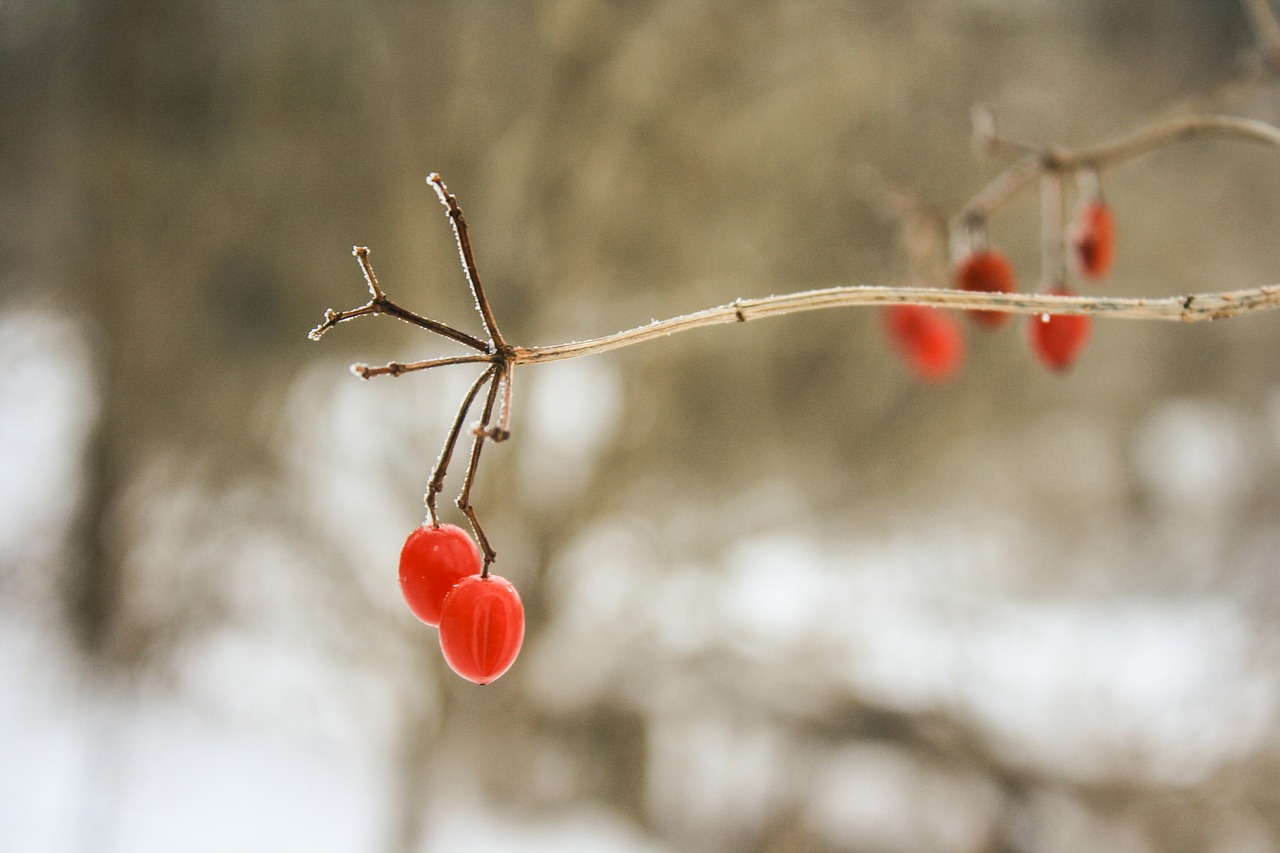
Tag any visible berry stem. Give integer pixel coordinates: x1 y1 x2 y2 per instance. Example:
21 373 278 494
1040 172 1067 289
457 366 504 573
426 365 499 527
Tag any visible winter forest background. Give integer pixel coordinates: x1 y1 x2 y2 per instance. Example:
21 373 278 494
5 1 1280 850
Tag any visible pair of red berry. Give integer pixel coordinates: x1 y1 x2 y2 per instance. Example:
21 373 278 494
398 523 525 684
885 199 1115 380
953 248 1093 372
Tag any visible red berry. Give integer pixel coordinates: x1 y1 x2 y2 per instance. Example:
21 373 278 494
1029 286 1091 372
1071 200 1116 280
955 250 1017 329
884 304 965 383
439 574 525 684
399 523 481 626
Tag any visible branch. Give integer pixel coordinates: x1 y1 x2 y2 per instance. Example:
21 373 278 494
308 247 491 352
510 284 1280 365
959 114 1280 227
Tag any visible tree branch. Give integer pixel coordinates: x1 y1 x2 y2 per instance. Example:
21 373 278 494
509 284 1280 365
958 114 1280 227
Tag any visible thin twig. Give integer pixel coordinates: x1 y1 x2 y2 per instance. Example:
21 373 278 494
457 369 504 572
509 284 1280 365
351 354 496 380
428 174 507 352
354 243 387 300
308 303 381 341
425 365 498 527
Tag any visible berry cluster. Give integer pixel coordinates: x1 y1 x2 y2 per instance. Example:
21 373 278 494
885 195 1115 382
399 523 525 684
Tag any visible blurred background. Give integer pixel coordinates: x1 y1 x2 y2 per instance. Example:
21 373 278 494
5 0 1280 850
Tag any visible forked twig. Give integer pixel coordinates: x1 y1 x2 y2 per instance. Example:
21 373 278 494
310 179 514 565
308 248 491 352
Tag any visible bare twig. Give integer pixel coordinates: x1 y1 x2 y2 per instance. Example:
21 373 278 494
354 243 387 300
428 174 507 352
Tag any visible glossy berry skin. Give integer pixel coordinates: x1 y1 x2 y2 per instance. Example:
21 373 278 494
1072 200 1116 280
955 250 1017 329
884 304 965 383
439 574 525 685
399 523 482 626
1029 286 1092 372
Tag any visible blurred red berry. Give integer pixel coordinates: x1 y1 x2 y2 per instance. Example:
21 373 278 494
955 250 1017 329
399 523 481 626
1071 200 1116 280
884 303 965 383
439 574 525 684
1029 286 1091 371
